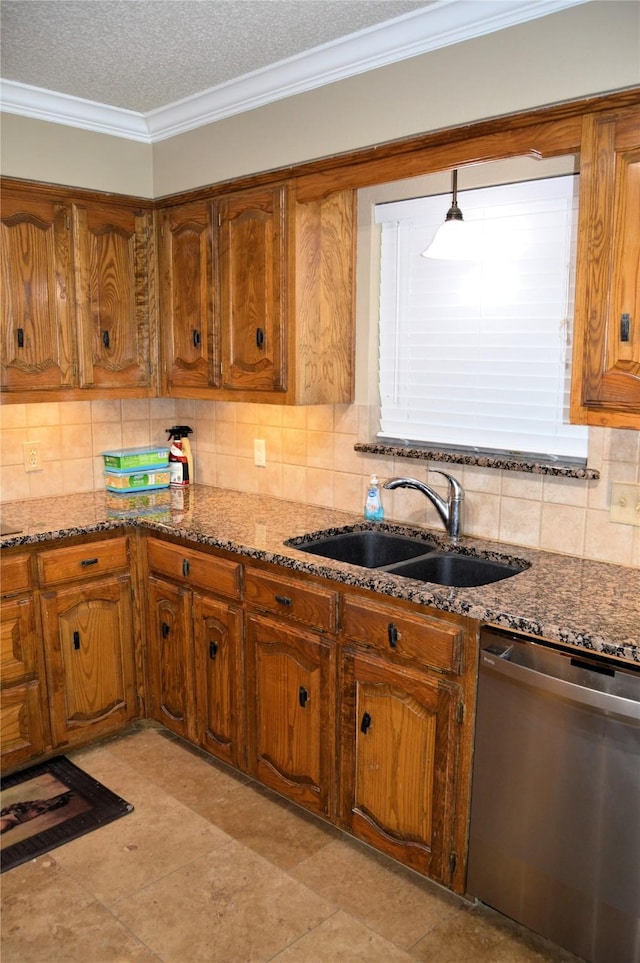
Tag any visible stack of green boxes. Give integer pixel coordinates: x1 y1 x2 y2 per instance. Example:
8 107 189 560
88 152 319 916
102 446 171 518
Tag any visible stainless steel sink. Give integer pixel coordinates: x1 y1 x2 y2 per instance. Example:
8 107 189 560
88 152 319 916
290 530 436 568
385 552 526 587
287 528 527 587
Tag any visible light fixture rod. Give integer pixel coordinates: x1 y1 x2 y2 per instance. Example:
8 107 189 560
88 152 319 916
446 169 463 222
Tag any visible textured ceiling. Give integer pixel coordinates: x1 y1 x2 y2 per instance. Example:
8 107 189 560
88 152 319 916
1 0 429 113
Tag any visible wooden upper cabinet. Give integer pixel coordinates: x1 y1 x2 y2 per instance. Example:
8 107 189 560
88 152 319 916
216 184 287 394
72 200 154 389
292 187 355 405
1 181 156 400
571 106 640 428
1 191 76 392
164 181 356 404
158 200 217 392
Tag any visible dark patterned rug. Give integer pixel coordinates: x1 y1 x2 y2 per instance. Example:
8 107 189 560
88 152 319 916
1 755 133 873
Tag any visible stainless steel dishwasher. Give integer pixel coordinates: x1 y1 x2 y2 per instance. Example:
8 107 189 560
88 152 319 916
467 627 640 963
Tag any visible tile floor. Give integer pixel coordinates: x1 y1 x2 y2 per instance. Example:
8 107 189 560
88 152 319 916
1 725 583 963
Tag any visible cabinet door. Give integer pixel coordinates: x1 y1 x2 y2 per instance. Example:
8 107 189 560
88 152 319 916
216 185 287 393
41 576 136 748
572 106 640 428
245 614 335 817
158 201 217 391
193 593 244 768
72 201 154 389
1 192 75 391
1 596 48 769
146 576 194 739
340 651 461 885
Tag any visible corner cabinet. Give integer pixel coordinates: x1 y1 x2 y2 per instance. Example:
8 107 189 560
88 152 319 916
161 182 356 404
571 106 640 428
1 180 156 401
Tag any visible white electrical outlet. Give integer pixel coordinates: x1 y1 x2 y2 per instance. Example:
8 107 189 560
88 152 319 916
23 441 42 472
610 482 640 527
254 439 266 467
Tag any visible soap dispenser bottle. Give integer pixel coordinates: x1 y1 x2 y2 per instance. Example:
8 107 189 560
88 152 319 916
364 474 384 521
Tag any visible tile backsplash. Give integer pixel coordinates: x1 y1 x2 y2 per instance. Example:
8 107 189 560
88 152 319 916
1 398 638 567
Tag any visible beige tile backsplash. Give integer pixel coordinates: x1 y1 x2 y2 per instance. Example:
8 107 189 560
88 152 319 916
1 399 638 567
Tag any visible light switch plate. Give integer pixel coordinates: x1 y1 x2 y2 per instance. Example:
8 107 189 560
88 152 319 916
609 482 640 526
254 439 266 467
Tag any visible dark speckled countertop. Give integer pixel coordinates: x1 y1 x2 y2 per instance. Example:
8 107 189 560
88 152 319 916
1 485 638 663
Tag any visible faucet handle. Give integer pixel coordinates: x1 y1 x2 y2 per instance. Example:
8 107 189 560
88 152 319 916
429 469 464 499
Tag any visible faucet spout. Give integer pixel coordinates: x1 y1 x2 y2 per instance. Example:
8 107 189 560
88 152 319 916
383 471 464 540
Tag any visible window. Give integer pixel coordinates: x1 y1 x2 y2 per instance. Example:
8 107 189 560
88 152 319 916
375 174 588 461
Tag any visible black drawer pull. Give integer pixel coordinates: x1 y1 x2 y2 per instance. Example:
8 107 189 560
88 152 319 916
621 313 631 342
275 594 292 606
182 559 190 577
17 328 24 348
193 329 201 348
161 621 170 639
73 631 81 651
80 557 99 567
209 641 218 660
102 329 110 349
256 327 264 349
388 622 398 649
299 686 309 708
361 712 372 734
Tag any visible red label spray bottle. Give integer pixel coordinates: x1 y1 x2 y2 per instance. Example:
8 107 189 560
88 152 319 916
166 426 194 488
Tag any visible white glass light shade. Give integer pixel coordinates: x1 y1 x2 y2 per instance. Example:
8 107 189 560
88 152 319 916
422 214 481 260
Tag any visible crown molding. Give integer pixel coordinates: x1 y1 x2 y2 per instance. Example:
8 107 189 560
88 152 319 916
1 0 590 144
0 81 150 141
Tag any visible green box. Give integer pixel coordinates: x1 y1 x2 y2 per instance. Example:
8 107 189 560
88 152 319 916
102 446 170 471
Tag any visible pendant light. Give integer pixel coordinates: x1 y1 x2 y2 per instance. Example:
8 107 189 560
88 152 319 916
422 169 476 260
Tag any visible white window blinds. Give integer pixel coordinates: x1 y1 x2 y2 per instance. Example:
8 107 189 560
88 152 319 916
375 175 588 460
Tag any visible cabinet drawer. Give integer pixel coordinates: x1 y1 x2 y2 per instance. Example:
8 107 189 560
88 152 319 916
146 537 241 600
244 567 337 633
0 554 32 596
342 596 463 674
37 537 129 586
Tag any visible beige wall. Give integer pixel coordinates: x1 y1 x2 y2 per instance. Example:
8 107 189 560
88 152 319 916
0 114 154 196
152 1 640 196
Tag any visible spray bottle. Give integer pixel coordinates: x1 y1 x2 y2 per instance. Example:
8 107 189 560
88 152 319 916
166 426 194 488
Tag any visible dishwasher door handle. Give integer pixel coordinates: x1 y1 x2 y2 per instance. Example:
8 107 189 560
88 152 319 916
480 650 640 723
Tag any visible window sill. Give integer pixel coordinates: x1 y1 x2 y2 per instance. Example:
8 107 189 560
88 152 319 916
354 442 600 480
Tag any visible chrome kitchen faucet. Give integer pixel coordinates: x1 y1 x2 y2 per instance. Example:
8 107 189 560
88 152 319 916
384 471 464 541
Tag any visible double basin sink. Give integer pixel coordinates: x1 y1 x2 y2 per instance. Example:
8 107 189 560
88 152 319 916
287 528 527 588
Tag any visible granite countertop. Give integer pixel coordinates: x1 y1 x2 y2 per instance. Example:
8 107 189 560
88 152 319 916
1 485 638 663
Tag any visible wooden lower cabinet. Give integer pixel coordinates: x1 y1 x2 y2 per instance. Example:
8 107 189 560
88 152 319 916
193 592 244 768
146 576 194 740
245 613 336 817
1 594 49 769
340 650 462 886
40 575 137 748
